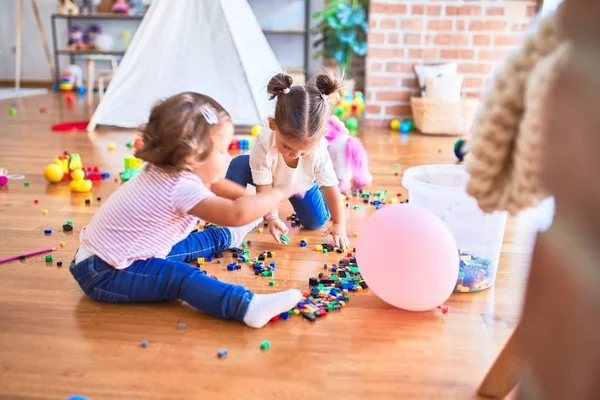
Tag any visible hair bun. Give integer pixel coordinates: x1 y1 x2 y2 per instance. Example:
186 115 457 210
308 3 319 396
267 73 293 100
315 68 344 97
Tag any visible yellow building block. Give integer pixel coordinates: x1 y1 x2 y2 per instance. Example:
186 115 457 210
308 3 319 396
339 301 346 307
315 244 323 252
197 257 204 265
59 241 66 248
258 227 263 234
292 309 300 315
389 198 399 204
124 156 142 169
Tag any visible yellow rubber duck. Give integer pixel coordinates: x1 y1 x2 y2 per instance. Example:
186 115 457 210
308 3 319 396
69 168 92 193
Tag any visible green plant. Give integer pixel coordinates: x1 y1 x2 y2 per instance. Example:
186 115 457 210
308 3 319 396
312 0 369 74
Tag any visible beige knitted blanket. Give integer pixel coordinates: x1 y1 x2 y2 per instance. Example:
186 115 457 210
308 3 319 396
465 7 571 215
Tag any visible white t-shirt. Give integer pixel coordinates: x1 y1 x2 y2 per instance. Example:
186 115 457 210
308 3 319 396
249 127 339 192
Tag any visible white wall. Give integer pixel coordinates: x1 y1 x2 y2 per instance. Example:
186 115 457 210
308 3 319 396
0 0 323 83
248 0 323 75
0 0 141 82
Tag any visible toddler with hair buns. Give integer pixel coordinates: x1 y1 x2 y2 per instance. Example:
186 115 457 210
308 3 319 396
70 92 303 328
226 69 350 249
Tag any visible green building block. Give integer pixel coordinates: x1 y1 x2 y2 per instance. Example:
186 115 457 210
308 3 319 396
280 234 290 244
45 254 53 262
260 340 271 350
268 280 275 286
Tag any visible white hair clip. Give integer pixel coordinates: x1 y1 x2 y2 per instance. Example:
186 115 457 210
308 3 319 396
201 107 218 125
283 88 291 94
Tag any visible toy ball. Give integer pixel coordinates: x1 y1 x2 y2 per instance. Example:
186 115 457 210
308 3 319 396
64 396 90 400
44 163 65 183
71 168 85 181
356 204 459 311
78 87 86 95
9 107 17 117
390 119 400 131
251 125 261 136
355 91 364 99
133 137 144 150
400 120 412 133
334 106 344 117
0 176 7 186
66 95 74 104
345 117 359 131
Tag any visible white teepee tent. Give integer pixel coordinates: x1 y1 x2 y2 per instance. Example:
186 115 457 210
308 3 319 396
87 0 281 131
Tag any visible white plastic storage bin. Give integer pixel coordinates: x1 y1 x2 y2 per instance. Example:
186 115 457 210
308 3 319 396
402 164 508 293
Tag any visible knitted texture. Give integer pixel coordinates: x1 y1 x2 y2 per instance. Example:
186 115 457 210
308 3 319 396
465 8 568 215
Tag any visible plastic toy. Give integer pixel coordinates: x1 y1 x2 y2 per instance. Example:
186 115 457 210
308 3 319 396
120 156 143 182
133 137 144 150
9 107 16 117
69 168 92 192
229 138 250 150
345 117 358 131
51 121 89 132
324 116 372 194
331 90 366 131
356 204 458 311
251 125 261 136
453 136 469 162
44 164 64 183
400 120 413 133
390 119 400 131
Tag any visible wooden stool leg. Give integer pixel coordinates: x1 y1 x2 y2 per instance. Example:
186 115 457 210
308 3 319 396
86 59 94 105
98 76 105 100
477 329 523 399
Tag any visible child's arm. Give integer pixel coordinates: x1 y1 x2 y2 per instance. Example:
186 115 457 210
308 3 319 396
315 138 350 249
208 178 247 200
321 185 351 249
256 184 289 244
189 184 299 228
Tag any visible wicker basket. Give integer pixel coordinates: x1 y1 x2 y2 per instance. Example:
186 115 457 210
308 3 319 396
410 97 479 135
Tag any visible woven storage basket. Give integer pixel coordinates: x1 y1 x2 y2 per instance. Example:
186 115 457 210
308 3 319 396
410 97 479 135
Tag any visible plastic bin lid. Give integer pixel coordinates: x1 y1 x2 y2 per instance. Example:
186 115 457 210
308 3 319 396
402 164 470 197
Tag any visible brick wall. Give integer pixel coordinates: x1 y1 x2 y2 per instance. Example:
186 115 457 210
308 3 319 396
365 0 539 127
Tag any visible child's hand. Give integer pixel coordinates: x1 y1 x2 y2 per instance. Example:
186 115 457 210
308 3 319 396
268 218 289 244
323 223 350 249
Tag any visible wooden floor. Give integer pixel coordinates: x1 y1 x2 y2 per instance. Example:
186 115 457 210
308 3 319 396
0 93 535 400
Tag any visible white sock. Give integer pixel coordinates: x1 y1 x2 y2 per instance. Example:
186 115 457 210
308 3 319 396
228 217 262 248
243 289 303 329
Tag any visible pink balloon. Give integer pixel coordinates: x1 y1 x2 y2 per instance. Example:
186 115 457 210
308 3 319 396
356 204 458 311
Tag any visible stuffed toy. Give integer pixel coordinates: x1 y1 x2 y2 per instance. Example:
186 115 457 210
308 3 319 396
466 5 570 215
57 0 79 15
325 116 372 194
83 24 102 49
68 25 84 50
112 0 130 14
79 0 99 14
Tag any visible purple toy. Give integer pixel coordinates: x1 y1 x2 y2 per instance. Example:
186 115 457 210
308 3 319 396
83 24 102 49
68 25 84 50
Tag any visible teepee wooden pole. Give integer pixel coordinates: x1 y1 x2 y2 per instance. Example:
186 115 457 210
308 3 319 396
31 0 56 80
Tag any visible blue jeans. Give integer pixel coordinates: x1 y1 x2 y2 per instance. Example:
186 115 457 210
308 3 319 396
225 154 330 230
69 227 253 321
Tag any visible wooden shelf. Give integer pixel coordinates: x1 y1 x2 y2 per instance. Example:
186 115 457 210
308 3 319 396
57 49 126 56
52 12 144 20
263 29 306 35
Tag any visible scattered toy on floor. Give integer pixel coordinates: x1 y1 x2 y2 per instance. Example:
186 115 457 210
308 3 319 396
217 348 228 358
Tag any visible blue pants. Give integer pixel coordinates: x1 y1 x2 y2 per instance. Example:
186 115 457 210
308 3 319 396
69 228 252 321
225 154 330 230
